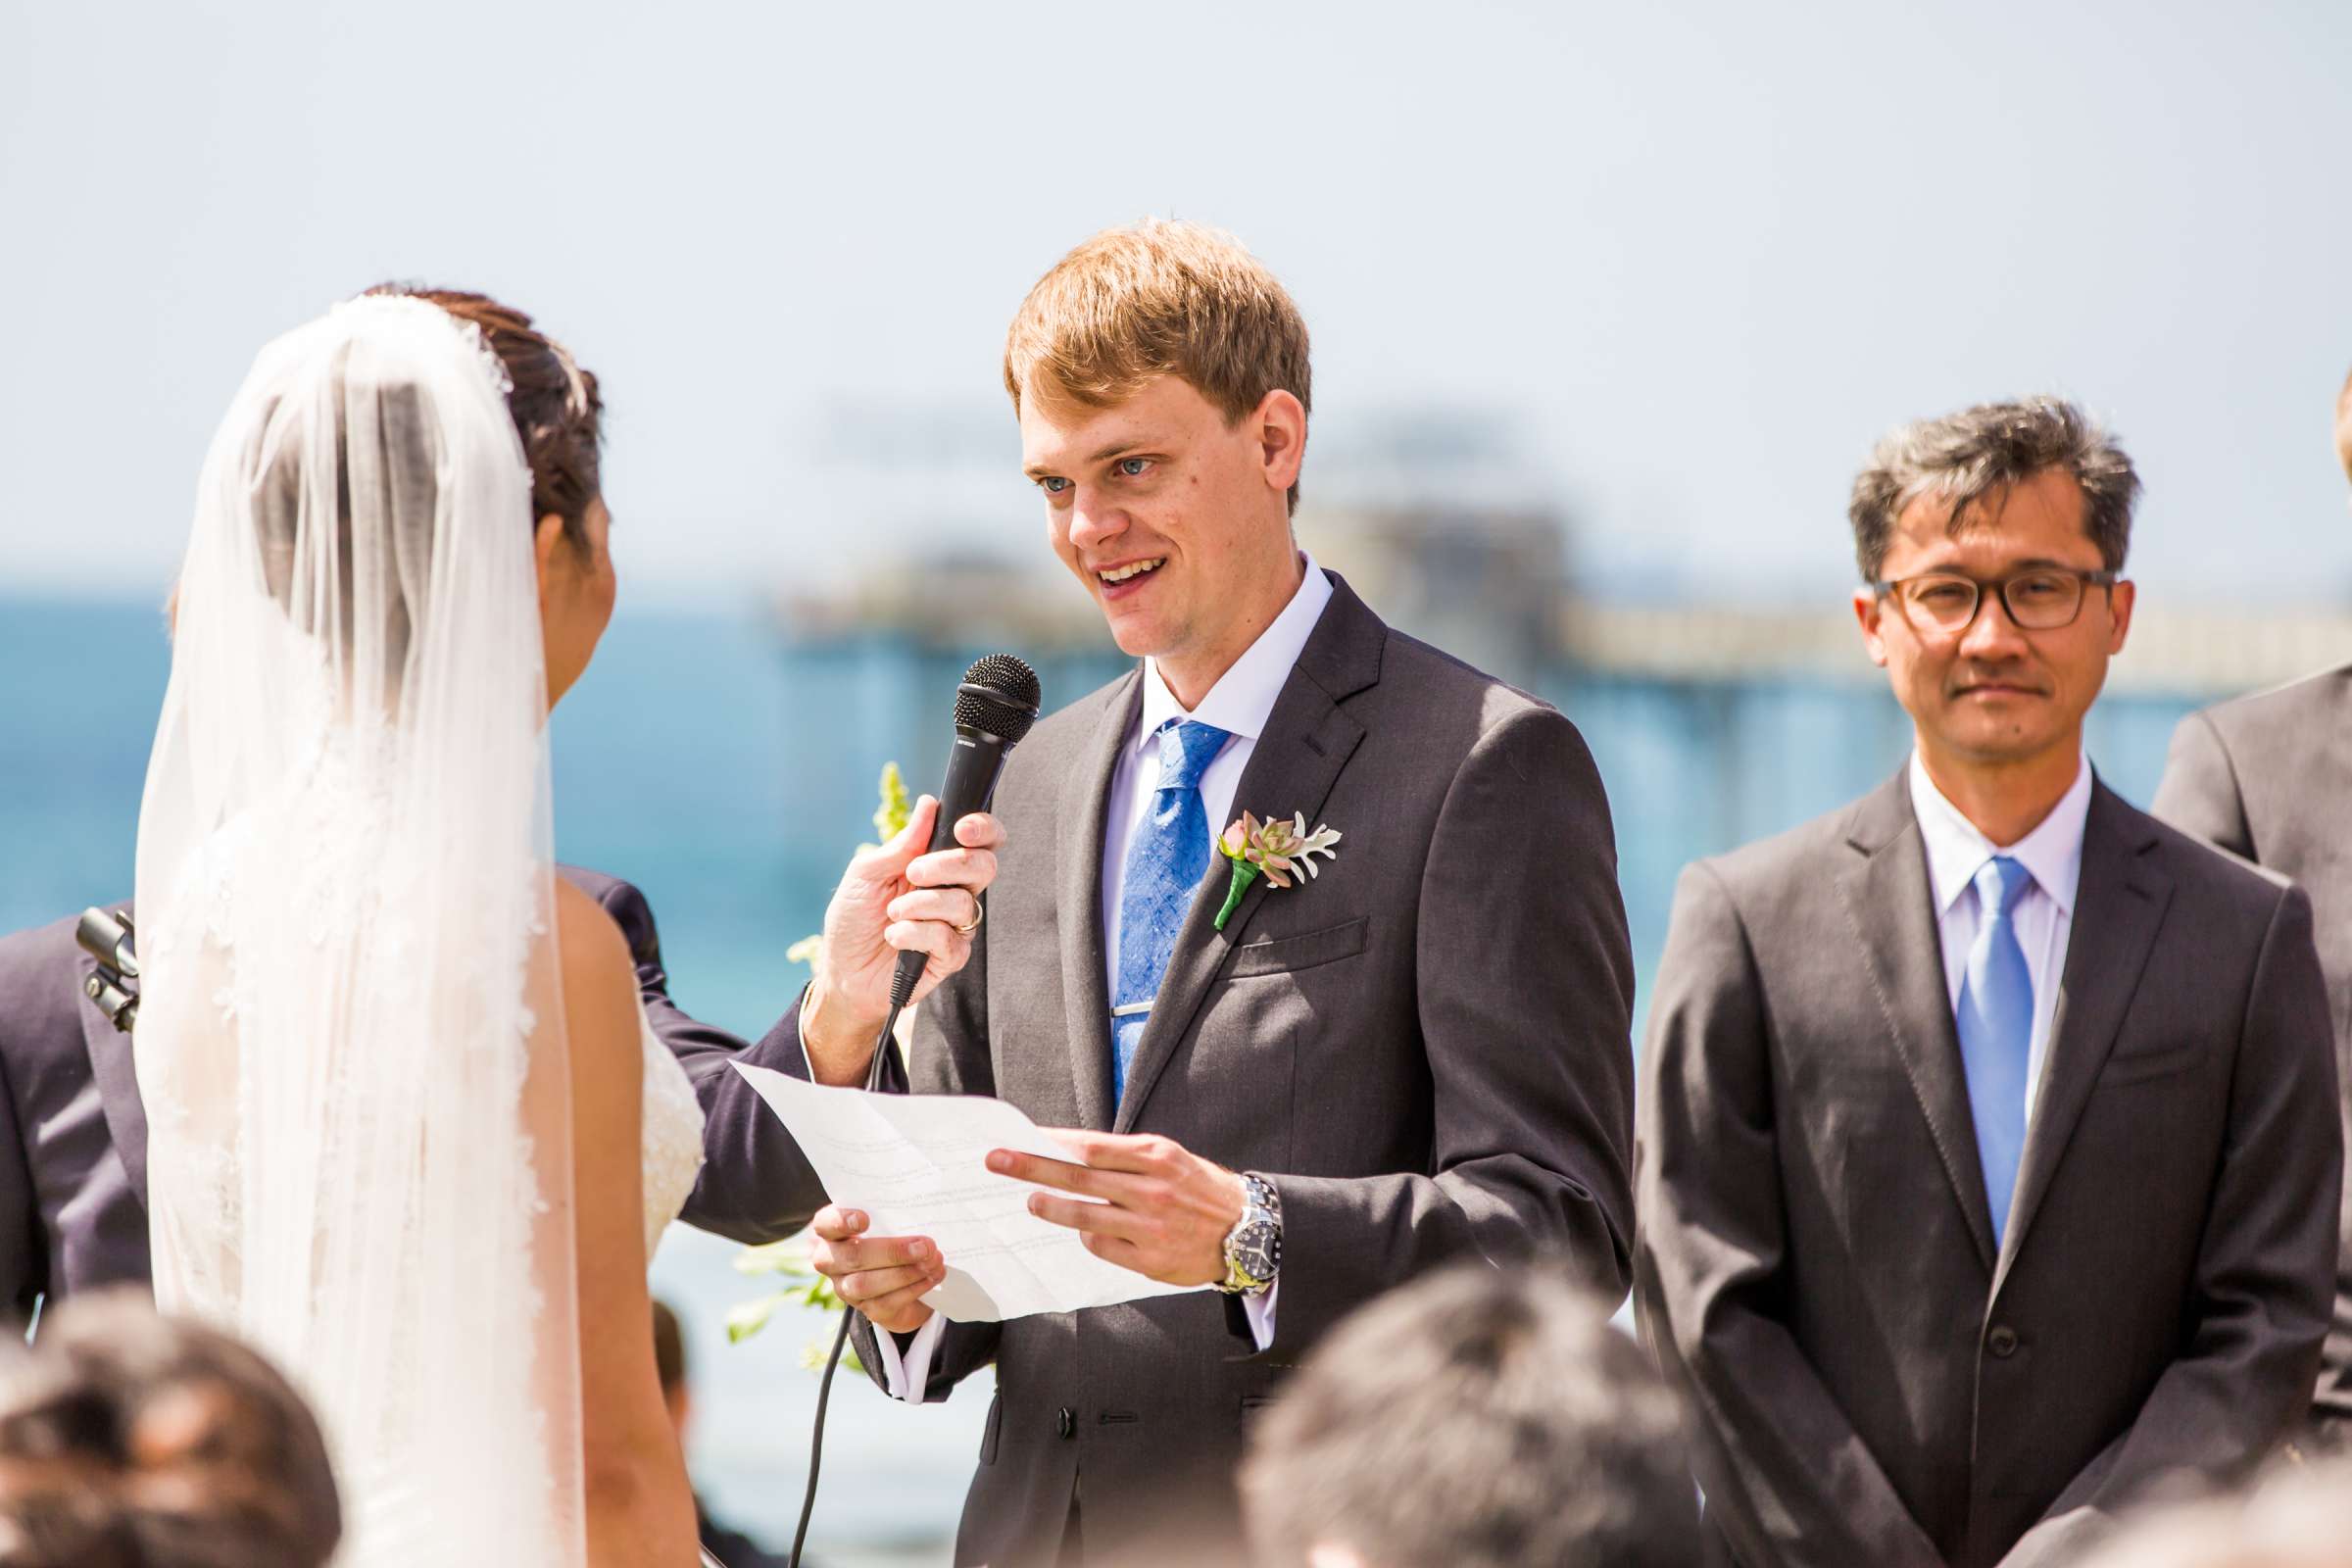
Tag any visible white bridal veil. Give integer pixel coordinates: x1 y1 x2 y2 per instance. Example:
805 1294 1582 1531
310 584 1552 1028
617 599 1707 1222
133 295 584 1563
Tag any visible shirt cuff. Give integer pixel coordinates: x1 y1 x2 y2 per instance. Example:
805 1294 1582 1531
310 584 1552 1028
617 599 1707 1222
873 1312 948 1402
1241 1279 1278 1350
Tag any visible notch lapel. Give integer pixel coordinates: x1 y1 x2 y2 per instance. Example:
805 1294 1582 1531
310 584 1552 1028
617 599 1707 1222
1112 580 1382 1133
76 953 148 1209
1992 782 2169 1293
1060 673 1142 1134
1838 775 1998 1272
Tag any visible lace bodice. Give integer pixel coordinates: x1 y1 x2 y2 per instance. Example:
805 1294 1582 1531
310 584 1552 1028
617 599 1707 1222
638 1000 706 1254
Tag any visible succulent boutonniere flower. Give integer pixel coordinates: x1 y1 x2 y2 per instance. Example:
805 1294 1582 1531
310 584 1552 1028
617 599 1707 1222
1214 811 1343 930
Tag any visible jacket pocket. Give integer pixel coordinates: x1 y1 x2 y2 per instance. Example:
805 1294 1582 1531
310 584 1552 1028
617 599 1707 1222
1227 917 1368 980
980 1391 1003 1466
2097 1043 2211 1087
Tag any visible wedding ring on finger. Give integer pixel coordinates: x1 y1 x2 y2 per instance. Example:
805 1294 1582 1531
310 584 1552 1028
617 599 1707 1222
952 902 985 936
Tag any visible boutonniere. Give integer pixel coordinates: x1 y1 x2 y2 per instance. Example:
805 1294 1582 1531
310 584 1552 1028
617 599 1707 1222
1214 811 1343 930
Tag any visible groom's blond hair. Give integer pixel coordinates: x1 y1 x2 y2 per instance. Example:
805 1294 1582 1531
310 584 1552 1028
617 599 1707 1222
1004 220 1312 513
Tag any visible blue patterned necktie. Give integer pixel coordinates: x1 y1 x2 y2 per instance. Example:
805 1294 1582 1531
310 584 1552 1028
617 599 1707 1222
1110 718 1232 1102
1958 855 2035 1249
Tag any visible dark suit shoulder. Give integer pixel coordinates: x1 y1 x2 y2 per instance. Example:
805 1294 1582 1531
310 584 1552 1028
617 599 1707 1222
0 912 106 1044
2135 794 2298 908
1374 626 1554 730
2191 662 2352 759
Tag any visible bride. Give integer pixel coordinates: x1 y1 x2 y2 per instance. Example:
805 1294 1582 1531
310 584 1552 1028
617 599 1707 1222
133 289 704 1563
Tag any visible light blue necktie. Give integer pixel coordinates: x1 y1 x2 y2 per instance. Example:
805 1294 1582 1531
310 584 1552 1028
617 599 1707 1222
1110 719 1232 1103
1957 855 2035 1249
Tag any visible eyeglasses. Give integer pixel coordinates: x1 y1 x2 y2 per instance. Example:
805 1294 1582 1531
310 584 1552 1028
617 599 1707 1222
1869 567 2120 634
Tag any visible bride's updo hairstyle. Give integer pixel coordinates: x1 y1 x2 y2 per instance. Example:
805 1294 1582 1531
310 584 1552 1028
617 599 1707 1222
234 287 603 687
0 1292 340 1568
365 285 606 552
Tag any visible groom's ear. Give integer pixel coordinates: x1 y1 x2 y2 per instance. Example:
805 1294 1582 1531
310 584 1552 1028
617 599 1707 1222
1251 388 1307 502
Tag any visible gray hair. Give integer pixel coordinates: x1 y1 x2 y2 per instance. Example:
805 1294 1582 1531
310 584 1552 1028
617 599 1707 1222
1240 1264 1697 1568
1848 396 2141 581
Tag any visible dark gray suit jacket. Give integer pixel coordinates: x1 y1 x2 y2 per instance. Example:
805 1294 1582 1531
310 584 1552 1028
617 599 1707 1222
2154 662 2352 1437
0 867 826 1317
1637 771 2339 1568
748 574 1637 1567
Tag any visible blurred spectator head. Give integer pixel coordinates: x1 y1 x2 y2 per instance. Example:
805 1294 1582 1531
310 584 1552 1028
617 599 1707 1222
1004 218 1312 515
1847 396 2141 581
0 1290 339 1568
1241 1263 1696 1568
652 1298 689 1437
2070 1458 2352 1568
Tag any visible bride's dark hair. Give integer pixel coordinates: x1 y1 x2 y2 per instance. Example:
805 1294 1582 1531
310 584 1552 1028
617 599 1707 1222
365 285 606 551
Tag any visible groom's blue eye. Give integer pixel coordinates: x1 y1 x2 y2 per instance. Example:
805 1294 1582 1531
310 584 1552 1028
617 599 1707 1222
1116 458 1150 477
1037 476 1070 495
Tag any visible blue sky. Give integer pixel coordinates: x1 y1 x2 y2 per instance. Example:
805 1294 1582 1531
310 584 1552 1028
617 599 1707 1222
4 0 2348 607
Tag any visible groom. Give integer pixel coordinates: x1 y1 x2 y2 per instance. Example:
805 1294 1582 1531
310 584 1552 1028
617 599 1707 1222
766 220 1638 1566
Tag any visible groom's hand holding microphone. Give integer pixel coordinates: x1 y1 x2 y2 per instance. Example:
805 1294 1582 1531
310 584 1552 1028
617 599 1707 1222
799 794 1002 1087
800 794 988 1328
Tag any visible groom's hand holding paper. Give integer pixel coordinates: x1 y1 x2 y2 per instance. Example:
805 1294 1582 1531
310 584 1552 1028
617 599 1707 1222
735 1062 1207 1327
989 1130 1247 1288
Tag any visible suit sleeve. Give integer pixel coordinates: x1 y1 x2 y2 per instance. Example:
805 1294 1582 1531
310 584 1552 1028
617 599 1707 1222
846 916 1003 1401
2150 712 2352 1442
1259 707 1636 1360
2001 884 2340 1566
588 878 829 1245
0 931 60 1321
1636 860 1945 1568
2151 711 2255 858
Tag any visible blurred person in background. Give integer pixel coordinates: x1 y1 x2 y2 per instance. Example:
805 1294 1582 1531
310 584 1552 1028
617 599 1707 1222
2064 1461 2352 1568
2154 365 2352 1446
0 1288 339 1568
1239 1262 1698 1568
1638 398 2340 1568
652 1299 791 1568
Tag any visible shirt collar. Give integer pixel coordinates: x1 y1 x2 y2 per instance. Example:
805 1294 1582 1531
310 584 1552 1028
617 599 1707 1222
1907 750 2093 918
1134 552 1333 751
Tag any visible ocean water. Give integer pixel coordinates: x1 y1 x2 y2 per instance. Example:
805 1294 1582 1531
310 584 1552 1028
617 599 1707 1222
0 596 2201 1562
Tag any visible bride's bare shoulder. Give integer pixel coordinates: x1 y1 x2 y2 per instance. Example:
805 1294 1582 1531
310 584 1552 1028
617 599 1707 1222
551 878 636 1063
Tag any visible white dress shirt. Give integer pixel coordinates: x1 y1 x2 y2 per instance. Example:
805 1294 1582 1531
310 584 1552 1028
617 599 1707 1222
1906 751 2091 1126
872 555 1334 1401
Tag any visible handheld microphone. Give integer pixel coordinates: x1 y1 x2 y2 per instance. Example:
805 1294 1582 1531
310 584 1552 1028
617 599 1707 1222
790 653 1041 1568
887 654 1043 1009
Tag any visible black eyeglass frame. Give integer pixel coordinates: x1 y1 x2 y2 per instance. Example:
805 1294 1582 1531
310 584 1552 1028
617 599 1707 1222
1868 566 2122 633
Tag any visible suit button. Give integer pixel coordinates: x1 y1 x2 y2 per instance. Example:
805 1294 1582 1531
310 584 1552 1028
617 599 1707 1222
1986 1326 2020 1358
1056 1407 1075 1440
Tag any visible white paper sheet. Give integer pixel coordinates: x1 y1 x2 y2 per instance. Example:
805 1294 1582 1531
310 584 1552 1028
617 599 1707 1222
730 1061 1206 1322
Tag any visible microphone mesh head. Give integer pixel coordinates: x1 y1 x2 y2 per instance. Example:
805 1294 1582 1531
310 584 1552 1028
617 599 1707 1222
954 654 1043 745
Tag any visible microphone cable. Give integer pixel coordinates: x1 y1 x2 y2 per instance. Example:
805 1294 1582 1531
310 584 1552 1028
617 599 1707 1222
788 999 903 1568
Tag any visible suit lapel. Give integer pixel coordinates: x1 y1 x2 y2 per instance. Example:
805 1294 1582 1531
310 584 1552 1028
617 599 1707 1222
1838 774 1998 1272
1993 781 2169 1291
76 954 149 1209
1112 580 1381 1134
1060 673 1142 1133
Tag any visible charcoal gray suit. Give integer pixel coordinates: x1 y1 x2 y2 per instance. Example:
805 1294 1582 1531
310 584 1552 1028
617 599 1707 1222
719 573 1638 1567
2154 662 2352 1438
0 867 823 1318
1637 771 2339 1568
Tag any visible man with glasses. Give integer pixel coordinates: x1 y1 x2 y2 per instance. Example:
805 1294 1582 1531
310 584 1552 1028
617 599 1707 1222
2154 366 2352 1446
1636 397 2339 1568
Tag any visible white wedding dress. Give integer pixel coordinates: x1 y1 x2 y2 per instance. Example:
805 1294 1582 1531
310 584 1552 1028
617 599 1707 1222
136 294 699 1565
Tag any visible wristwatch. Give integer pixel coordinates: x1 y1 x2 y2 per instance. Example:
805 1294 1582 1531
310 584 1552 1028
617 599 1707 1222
1216 1172 1283 1296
